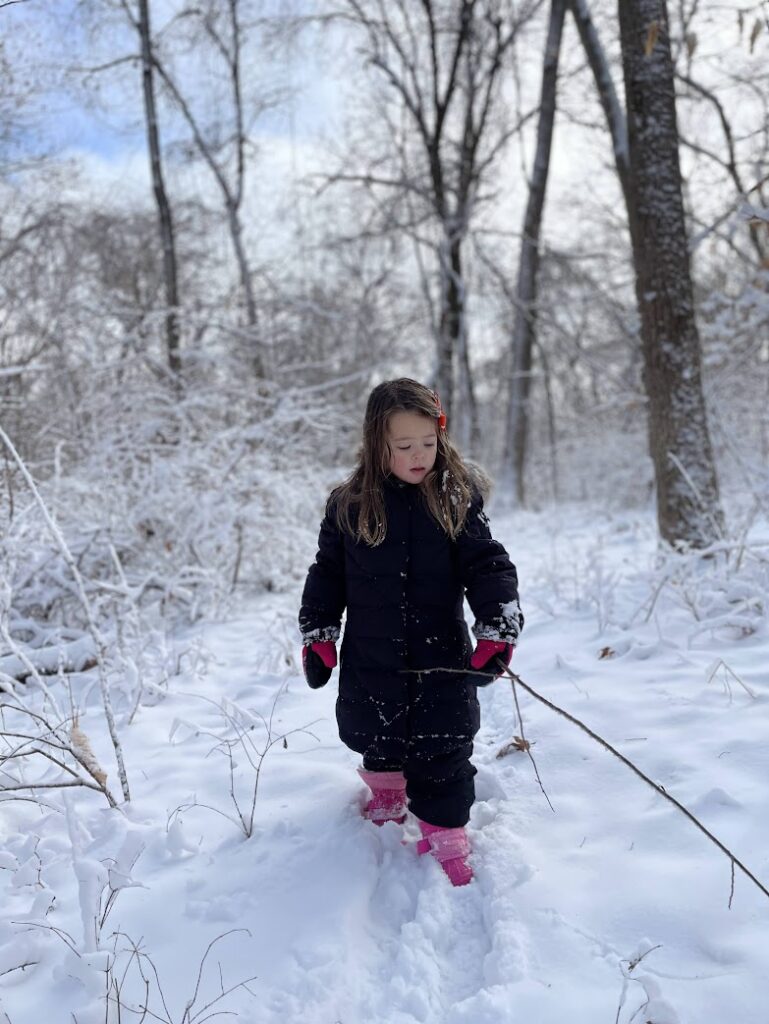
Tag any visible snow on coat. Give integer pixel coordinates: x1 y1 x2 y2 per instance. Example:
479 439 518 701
299 475 523 785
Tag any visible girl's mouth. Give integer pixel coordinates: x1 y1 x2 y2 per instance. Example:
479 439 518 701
410 467 425 473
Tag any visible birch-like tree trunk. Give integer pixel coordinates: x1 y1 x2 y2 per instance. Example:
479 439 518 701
618 0 724 547
137 0 181 379
504 0 566 504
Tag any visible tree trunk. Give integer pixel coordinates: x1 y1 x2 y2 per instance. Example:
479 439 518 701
505 0 566 504
618 0 724 547
137 0 181 379
442 231 478 452
226 196 262 375
538 340 560 502
457 321 480 454
436 230 460 427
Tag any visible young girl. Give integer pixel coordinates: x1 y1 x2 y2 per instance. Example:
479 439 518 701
299 378 522 886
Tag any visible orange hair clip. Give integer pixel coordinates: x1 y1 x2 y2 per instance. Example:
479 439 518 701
433 391 447 430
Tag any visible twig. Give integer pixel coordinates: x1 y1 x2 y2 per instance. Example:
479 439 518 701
706 659 756 700
181 689 320 838
107 928 257 1024
505 664 555 812
0 779 103 792
729 860 736 910
625 943 661 972
0 961 38 979
497 664 769 908
13 919 81 956
615 944 662 1024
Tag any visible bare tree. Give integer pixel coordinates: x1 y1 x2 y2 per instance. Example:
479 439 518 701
618 0 724 547
325 0 540 447
673 43 769 267
146 0 265 376
503 0 566 504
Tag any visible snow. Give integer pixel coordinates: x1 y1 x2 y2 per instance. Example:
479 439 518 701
2 503 769 1023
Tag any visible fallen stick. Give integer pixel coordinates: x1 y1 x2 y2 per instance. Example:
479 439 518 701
497 662 769 908
500 669 555 813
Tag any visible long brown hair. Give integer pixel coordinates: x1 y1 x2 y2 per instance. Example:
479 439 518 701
331 378 487 545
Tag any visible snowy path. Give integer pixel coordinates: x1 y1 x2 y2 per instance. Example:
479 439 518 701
2 506 769 1022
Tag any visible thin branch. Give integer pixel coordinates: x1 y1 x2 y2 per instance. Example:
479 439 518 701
0 960 39 978
69 55 139 74
184 929 252 1020
0 427 131 801
1 779 103 792
496 664 769 907
506 667 555 812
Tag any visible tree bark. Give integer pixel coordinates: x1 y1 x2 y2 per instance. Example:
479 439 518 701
440 229 478 446
618 0 724 547
137 0 181 379
434 232 456 423
505 0 566 504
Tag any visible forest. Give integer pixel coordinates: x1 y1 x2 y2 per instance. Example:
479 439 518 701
1 1 768 1022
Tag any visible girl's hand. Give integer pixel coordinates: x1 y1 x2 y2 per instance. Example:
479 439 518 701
469 640 513 684
302 641 338 689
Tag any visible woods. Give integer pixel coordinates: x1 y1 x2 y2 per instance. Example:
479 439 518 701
1 0 766 537
2 3 769 1017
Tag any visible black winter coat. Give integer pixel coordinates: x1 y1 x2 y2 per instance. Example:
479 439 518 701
299 476 522 767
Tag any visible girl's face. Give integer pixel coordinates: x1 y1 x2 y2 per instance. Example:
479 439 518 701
386 410 438 484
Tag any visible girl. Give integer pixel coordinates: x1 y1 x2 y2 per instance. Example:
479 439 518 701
299 378 522 886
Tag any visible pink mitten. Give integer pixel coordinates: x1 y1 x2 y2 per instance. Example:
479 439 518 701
469 640 512 683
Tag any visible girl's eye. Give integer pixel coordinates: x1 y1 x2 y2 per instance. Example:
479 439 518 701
424 442 435 448
397 446 411 451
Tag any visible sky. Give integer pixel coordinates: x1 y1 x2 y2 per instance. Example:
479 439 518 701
1 0 350 276
3 0 342 160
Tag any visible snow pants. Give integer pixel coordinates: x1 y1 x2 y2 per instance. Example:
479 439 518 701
361 747 476 829
339 674 481 829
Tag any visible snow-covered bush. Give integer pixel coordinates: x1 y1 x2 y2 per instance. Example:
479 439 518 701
1 362 357 721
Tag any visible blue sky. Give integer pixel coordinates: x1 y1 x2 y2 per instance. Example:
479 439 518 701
3 0 340 166
4 0 144 160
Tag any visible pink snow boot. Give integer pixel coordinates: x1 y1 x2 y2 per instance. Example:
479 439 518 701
357 768 408 825
416 821 473 886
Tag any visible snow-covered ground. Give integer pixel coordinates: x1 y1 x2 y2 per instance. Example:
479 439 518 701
2 503 769 1023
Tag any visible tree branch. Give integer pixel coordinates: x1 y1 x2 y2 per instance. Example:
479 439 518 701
497 664 769 907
